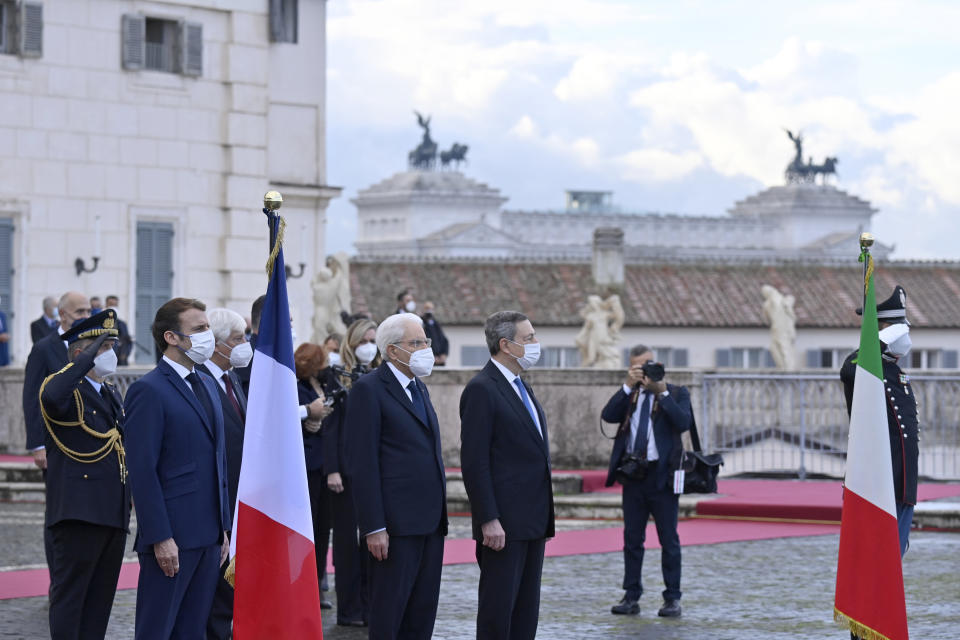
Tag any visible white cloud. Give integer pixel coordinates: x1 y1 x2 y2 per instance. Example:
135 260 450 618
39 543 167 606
616 149 703 182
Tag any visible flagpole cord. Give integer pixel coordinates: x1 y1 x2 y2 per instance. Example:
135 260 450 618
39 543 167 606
264 214 286 278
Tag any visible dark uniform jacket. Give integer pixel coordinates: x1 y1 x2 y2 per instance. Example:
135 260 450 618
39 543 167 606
23 331 68 449
297 370 337 473
459 360 555 542
601 383 693 490
39 355 131 531
840 351 919 505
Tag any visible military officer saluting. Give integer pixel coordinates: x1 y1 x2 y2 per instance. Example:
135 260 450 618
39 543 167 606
39 310 132 640
840 285 918 557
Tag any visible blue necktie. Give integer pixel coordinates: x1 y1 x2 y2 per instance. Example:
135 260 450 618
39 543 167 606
632 391 652 457
513 378 541 437
407 380 428 425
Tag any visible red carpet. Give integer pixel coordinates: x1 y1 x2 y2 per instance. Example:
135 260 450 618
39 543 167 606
0 455 31 463
0 519 838 600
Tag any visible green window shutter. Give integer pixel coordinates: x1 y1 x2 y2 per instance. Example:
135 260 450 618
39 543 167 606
18 2 42 58
135 222 174 361
121 14 145 70
0 218 13 319
180 21 202 77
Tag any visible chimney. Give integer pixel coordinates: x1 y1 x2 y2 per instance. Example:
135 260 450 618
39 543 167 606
592 227 624 289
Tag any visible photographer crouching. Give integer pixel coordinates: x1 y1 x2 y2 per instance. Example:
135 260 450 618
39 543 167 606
601 344 692 619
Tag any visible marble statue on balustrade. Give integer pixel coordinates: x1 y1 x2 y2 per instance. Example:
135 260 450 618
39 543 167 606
311 252 351 342
761 284 796 370
575 294 625 369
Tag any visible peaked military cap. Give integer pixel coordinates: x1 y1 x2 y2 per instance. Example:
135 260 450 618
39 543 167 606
856 285 909 325
61 309 120 344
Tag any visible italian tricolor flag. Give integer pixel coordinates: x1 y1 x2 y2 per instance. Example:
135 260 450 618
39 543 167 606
834 255 908 640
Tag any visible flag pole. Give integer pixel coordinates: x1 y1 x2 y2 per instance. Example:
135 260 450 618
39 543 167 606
859 232 874 307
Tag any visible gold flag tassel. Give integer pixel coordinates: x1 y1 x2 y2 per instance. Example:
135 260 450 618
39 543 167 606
224 555 236 588
264 215 287 278
834 607 894 640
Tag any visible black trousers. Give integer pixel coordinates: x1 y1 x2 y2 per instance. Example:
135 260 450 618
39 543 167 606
307 469 332 599
331 478 368 623
621 466 682 602
476 538 545 640
368 530 444 640
48 520 126 640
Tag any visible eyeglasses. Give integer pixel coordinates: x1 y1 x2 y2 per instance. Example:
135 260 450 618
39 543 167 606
393 339 432 349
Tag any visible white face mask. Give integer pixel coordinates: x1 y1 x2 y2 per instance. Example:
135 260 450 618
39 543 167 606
395 345 434 378
178 329 216 365
93 348 118 378
224 341 253 368
879 324 912 359
404 300 417 313
508 340 541 370
327 352 342 367
355 343 378 366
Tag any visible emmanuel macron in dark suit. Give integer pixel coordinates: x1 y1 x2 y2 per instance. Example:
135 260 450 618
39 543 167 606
602 346 691 618
124 299 231 640
460 311 554 640
346 313 447 640
39 311 131 640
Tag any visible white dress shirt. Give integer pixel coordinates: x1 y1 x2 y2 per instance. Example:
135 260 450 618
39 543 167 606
622 385 659 461
163 354 193 380
491 358 542 436
203 359 228 393
387 361 415 400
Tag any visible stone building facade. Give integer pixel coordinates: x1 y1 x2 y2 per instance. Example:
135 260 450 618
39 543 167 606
0 0 338 363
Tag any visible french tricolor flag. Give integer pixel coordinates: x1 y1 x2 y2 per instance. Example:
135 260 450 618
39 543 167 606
230 216 324 638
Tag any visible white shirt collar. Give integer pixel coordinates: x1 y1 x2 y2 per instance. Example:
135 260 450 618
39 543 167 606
490 358 520 386
162 355 193 380
386 361 414 389
204 359 226 381
57 325 66 336
85 376 102 392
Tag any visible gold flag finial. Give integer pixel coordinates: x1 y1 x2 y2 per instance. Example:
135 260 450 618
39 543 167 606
264 190 283 211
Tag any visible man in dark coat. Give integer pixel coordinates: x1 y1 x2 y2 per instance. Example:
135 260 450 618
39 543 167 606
39 310 131 639
460 310 554 640
124 298 231 640
346 312 447 640
602 344 692 618
30 296 59 344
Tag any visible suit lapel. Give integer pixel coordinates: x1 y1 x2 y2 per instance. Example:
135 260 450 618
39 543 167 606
484 362 547 457
377 364 429 430
160 360 214 438
522 378 550 460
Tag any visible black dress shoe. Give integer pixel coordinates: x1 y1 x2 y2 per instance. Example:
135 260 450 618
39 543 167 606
611 597 639 615
320 571 329 591
337 619 367 627
320 598 333 610
658 600 681 617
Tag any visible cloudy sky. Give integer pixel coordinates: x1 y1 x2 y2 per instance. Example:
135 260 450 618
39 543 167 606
324 0 960 260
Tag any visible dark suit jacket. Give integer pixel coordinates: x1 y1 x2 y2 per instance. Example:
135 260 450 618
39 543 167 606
602 383 693 489
197 364 247 515
840 351 919 505
460 361 555 541
40 354 131 531
297 374 332 472
423 317 449 358
22 331 68 449
30 316 57 344
0 311 9 366
116 318 133 366
124 359 230 552
345 362 447 538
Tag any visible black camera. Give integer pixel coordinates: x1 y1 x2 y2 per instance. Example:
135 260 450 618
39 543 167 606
324 364 369 407
641 361 665 382
616 453 649 482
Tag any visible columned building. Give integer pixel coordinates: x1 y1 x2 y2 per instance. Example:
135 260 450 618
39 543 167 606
0 0 339 363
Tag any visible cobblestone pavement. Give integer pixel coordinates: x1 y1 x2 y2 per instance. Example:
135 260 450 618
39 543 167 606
1 503 958 639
